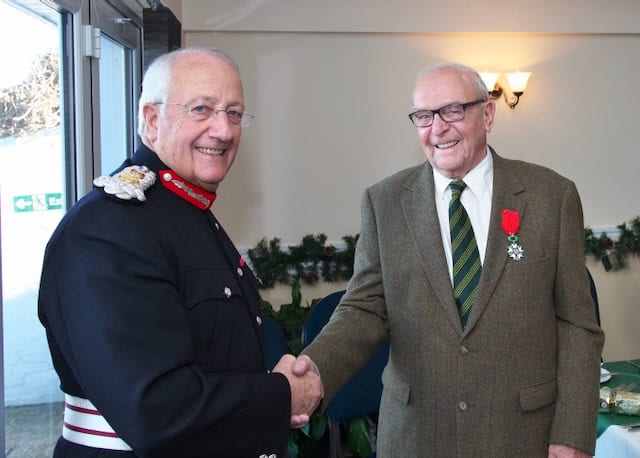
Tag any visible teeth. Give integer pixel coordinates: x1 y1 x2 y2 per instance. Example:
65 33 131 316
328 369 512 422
436 140 458 149
196 147 224 155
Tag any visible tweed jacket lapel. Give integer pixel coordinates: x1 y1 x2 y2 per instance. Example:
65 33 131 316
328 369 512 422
463 149 527 333
401 164 464 335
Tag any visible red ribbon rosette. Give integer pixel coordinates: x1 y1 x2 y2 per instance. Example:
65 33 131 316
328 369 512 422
502 209 520 236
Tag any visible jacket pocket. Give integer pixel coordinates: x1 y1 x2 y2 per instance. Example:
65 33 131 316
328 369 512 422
184 267 258 371
519 378 557 412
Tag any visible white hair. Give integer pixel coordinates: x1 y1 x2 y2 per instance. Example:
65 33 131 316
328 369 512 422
414 62 489 102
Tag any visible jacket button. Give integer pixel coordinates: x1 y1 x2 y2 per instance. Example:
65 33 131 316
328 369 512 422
458 401 467 411
237 267 244 277
256 316 262 326
224 287 232 298
460 346 469 355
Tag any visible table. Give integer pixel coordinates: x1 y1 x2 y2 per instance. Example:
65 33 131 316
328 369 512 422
595 360 640 457
595 425 640 457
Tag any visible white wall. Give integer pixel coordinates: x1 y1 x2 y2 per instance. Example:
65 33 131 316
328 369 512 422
172 1 640 360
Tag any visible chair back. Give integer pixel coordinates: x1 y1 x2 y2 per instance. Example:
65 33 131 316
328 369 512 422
587 267 601 327
262 315 289 371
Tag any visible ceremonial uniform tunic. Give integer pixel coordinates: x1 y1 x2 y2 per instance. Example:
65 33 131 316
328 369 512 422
38 145 290 457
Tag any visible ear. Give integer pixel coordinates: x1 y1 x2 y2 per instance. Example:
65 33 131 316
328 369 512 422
483 100 496 133
142 103 160 143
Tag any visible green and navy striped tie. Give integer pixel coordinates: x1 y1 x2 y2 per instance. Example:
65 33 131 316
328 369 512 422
449 180 481 327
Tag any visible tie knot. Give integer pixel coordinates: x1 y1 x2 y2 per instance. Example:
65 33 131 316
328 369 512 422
449 179 467 200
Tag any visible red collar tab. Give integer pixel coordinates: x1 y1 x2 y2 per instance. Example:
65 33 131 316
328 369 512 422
159 170 216 210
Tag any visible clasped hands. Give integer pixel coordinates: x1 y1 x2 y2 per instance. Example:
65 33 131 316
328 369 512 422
273 354 323 429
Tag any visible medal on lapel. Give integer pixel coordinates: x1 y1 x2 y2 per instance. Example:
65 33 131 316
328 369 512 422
502 209 524 261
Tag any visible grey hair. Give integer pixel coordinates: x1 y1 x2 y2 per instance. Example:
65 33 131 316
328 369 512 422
137 47 240 138
414 62 489 102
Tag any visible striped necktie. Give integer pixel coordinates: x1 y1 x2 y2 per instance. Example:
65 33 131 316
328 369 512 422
449 180 482 327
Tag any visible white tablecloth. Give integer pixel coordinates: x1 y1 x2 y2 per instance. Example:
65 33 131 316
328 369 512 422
595 425 640 457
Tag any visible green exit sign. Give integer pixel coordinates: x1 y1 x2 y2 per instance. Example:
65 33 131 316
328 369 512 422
13 193 63 213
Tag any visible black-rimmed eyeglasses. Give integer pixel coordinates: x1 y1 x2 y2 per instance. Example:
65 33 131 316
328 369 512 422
157 102 255 128
408 99 486 128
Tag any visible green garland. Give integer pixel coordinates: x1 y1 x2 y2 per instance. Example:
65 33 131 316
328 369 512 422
248 216 640 284
247 233 358 288
584 216 640 271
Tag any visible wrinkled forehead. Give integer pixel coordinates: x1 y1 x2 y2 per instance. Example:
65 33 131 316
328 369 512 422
412 68 477 109
169 54 244 105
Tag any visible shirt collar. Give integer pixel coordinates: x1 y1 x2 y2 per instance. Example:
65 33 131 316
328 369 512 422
433 147 493 200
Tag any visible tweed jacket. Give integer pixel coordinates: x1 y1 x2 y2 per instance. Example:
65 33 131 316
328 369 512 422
304 150 604 457
38 145 290 458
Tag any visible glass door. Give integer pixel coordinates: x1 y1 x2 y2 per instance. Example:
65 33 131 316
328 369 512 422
0 2 67 454
92 0 142 177
0 1 142 455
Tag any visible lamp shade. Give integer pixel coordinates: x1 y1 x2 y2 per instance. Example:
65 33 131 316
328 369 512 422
479 71 500 91
505 72 531 94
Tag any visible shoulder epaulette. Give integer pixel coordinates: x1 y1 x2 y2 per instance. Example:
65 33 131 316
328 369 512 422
93 165 156 202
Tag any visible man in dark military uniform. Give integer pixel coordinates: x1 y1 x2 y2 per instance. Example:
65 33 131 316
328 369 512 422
38 47 323 458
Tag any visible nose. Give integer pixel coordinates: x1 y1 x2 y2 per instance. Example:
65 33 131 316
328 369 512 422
430 112 449 133
207 110 234 142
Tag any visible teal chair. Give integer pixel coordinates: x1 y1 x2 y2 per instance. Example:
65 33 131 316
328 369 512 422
262 315 289 371
302 290 388 458
586 267 601 327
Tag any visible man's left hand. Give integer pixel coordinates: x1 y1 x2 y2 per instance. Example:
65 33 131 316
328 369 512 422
548 443 591 458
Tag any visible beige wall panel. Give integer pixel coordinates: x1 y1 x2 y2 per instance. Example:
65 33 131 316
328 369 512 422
185 31 640 246
182 0 640 34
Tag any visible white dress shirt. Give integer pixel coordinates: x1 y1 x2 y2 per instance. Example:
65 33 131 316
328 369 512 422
433 149 494 285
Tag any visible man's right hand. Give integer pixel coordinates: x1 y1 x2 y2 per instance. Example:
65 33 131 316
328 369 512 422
273 354 324 429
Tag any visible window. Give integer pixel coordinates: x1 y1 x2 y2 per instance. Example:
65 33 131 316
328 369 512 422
0 0 142 453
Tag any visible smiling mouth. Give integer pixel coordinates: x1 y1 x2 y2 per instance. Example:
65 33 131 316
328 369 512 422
196 146 224 156
435 140 459 149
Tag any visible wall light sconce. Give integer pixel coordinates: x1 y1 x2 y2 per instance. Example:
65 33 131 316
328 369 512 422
479 71 532 109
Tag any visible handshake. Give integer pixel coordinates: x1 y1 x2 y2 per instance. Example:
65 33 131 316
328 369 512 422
273 354 324 428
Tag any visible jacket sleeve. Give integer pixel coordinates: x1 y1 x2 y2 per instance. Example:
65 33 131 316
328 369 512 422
38 199 291 458
303 188 389 404
549 181 605 454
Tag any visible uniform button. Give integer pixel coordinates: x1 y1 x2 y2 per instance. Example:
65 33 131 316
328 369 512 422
224 287 232 298
214 222 220 230
460 346 469 355
458 401 467 411
256 316 262 326
237 267 244 277
162 172 172 181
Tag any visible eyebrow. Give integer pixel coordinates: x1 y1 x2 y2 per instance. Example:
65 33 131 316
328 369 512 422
187 96 245 110
411 101 464 111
